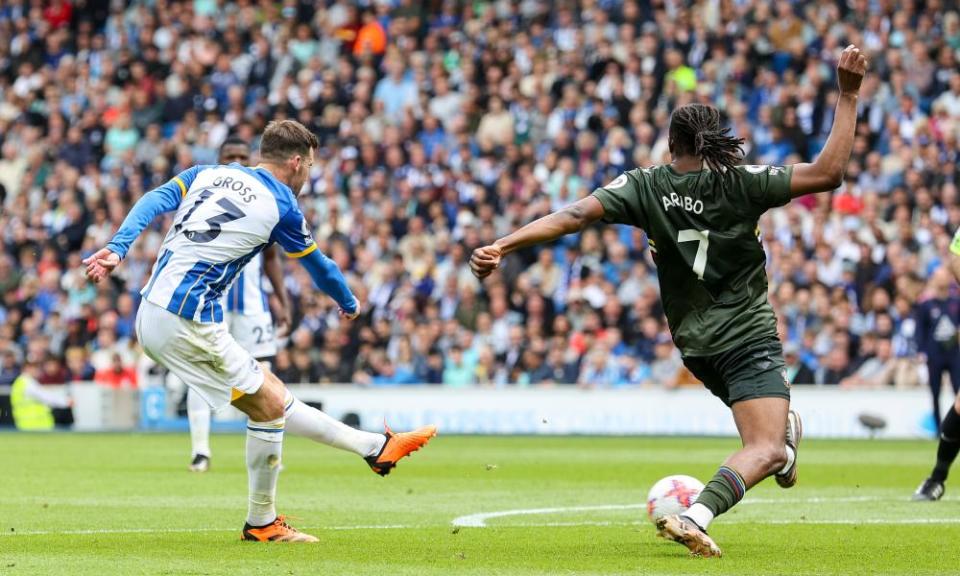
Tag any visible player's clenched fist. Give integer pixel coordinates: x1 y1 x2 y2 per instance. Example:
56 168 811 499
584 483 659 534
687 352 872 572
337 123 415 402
837 44 868 95
470 245 502 279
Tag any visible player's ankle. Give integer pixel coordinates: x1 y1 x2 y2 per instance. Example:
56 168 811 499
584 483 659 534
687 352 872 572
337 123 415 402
683 503 715 531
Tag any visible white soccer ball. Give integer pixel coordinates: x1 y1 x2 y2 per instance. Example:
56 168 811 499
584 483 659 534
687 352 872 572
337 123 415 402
646 474 705 524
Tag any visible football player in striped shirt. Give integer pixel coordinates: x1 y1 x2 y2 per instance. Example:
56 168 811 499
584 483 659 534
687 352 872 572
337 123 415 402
85 120 436 542
185 136 292 473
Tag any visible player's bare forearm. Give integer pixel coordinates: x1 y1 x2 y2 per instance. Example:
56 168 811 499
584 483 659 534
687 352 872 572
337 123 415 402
262 244 290 316
470 196 604 279
790 45 868 197
263 244 293 331
790 93 858 196
495 196 604 256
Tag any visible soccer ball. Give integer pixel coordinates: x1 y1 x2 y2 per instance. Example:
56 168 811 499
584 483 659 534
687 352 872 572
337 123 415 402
646 474 704 524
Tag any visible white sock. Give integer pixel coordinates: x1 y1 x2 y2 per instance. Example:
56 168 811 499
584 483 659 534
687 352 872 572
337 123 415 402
683 503 715 530
246 417 284 527
187 387 212 458
778 445 796 475
283 392 385 457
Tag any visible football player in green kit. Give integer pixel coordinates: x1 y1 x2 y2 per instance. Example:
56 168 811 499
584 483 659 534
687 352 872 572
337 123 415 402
470 45 868 557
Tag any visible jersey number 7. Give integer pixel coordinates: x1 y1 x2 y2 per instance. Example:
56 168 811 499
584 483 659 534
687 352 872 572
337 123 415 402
677 229 710 280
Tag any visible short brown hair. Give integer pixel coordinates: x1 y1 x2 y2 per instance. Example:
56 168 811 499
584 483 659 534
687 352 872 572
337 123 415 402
260 120 319 162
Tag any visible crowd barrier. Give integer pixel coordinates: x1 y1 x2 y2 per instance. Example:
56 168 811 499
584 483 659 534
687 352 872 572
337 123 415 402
0 383 947 439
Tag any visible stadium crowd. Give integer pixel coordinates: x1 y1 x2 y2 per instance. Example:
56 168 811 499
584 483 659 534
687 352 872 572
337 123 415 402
1 0 959 394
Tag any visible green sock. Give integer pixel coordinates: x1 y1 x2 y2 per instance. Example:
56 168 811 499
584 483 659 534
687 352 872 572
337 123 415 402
695 465 747 517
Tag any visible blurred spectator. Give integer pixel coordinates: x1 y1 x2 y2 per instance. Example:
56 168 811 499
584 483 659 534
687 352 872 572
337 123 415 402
784 342 816 386
649 334 684 388
841 337 898 388
816 348 854 386
11 360 70 430
442 346 474 387
94 352 138 389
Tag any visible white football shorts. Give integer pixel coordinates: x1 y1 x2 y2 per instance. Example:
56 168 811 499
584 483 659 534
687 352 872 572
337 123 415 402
225 311 278 360
136 300 265 409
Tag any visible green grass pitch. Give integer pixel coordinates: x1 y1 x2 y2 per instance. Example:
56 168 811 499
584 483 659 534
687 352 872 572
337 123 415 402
1 433 958 575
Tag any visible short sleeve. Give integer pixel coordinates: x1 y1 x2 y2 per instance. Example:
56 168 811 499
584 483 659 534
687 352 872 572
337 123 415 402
951 228 960 256
272 204 317 258
735 165 793 215
590 171 646 228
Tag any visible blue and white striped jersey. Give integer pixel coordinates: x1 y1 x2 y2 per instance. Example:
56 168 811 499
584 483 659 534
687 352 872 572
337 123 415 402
126 164 316 324
225 252 270 316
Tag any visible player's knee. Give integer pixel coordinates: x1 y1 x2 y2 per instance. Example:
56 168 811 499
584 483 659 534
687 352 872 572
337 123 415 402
761 443 788 472
750 442 787 473
260 395 285 421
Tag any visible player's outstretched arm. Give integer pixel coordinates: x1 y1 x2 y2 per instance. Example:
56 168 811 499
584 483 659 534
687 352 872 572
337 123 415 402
470 195 605 279
789 45 868 198
273 201 360 320
83 170 194 283
298 249 360 320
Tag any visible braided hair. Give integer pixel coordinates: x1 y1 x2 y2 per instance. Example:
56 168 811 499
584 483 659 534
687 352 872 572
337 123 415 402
668 104 744 174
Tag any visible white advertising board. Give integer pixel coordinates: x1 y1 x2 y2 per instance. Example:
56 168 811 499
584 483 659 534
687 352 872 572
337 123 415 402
288 386 945 439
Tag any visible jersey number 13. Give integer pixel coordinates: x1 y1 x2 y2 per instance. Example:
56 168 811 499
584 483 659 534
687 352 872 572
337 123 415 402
175 189 247 243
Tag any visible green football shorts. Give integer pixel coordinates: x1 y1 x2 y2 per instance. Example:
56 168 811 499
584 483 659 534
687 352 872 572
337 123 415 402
682 336 791 407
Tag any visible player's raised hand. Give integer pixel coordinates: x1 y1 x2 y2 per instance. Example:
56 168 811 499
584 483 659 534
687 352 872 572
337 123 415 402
82 247 121 284
837 44 868 96
470 244 502 279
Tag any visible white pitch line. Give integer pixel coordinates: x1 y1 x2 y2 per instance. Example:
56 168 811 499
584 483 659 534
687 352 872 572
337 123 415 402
450 496 960 527
513 518 960 527
452 504 646 527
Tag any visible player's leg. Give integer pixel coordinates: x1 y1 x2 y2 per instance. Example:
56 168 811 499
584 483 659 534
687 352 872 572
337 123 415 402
928 360 944 434
914 392 960 501
658 340 793 557
950 353 960 398
233 309 435 473
231 370 317 542
684 396 791 525
186 386 212 472
135 300 316 542
281 387 437 476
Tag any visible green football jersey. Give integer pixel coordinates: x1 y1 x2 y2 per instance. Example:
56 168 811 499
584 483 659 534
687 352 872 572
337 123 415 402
591 164 793 356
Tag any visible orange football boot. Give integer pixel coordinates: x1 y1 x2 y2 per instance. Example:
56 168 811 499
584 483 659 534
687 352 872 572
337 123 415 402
241 515 318 543
365 422 438 476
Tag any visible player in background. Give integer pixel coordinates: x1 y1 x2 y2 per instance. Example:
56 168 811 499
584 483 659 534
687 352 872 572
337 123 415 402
912 234 960 501
470 46 867 557
185 137 292 473
85 120 437 542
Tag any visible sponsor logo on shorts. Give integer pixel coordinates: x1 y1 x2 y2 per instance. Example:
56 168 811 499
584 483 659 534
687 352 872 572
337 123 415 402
782 368 790 389
250 358 262 373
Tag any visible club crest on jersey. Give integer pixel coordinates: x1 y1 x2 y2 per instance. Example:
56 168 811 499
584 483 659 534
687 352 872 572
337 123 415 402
605 174 629 189
661 192 704 214
299 219 314 243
